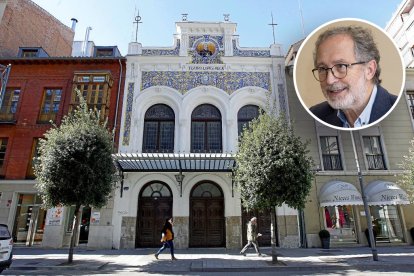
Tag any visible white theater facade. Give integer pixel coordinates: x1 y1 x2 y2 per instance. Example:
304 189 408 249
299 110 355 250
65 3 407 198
111 19 298 249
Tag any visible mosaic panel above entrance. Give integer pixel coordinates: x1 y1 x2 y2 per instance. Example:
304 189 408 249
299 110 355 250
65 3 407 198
141 71 270 94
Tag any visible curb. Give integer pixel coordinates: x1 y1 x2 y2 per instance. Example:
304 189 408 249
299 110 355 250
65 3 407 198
9 262 108 271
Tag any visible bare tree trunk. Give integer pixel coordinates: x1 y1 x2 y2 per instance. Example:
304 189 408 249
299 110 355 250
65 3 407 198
68 204 81 264
270 207 278 264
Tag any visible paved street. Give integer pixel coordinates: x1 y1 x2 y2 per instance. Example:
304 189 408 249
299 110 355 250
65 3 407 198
2 245 414 275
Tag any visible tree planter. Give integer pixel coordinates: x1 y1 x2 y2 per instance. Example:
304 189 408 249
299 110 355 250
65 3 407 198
319 229 331 249
321 237 330 249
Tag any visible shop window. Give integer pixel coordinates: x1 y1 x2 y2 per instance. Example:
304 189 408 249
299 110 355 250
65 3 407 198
191 104 222 153
38 88 62 123
0 88 20 122
320 136 343 170
406 91 414 119
66 206 92 243
70 73 113 121
0 138 8 177
369 205 404 242
26 139 40 179
323 205 357 242
12 194 45 244
237 105 260 137
142 104 175 153
363 136 386 170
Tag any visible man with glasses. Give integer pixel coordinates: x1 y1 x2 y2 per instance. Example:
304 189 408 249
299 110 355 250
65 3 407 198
310 26 397 128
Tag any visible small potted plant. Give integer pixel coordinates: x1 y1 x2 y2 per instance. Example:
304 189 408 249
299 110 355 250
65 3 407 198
319 229 330 249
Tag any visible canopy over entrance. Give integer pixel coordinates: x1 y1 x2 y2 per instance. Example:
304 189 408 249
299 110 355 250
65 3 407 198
365 180 410 206
112 152 235 172
319 181 363 207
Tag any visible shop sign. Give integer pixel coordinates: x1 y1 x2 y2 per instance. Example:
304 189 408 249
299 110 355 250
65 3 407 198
45 206 63 226
91 212 100 224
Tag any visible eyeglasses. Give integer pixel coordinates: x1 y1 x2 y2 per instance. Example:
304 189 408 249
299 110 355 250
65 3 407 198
312 61 367 82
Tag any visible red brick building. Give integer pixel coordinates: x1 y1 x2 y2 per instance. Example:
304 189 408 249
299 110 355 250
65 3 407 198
0 0 74 57
0 56 126 246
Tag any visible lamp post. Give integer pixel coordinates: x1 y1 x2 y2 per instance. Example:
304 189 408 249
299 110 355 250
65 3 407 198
175 171 185 197
350 131 378 261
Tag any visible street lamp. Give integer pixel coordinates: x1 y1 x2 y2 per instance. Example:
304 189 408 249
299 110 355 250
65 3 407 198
350 131 378 261
175 172 185 197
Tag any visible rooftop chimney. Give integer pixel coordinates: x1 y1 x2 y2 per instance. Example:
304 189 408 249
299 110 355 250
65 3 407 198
71 18 78 32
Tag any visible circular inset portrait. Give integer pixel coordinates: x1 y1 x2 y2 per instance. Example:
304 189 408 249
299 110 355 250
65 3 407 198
293 18 405 130
196 41 216 57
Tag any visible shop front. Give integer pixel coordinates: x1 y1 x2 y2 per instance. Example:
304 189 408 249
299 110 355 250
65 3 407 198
366 180 410 243
319 181 363 244
12 194 46 246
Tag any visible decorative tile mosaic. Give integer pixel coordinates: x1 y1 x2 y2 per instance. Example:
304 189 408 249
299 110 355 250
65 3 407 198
190 50 224 64
189 35 224 49
190 35 223 64
141 71 270 94
278 83 288 115
122 82 135 146
142 39 180 56
232 40 271 57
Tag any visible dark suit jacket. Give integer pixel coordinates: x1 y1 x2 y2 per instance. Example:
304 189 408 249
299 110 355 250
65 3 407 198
309 85 398 127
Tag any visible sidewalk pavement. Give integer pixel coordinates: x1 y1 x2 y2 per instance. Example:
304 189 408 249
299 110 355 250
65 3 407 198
6 245 414 274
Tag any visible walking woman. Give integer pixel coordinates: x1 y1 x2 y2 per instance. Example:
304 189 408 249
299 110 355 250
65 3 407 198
155 218 177 260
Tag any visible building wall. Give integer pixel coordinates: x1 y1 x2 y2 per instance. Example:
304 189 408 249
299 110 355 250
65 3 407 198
113 21 297 250
0 60 125 180
0 0 74 57
0 58 126 248
285 60 414 247
386 0 414 67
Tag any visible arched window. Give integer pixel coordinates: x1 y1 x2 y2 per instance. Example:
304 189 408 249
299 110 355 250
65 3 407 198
191 104 222 153
237 105 260 136
142 104 175 152
140 182 172 198
191 182 223 197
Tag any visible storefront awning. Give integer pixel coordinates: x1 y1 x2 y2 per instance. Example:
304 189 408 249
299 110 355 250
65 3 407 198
319 181 363 207
366 180 410 206
113 152 235 172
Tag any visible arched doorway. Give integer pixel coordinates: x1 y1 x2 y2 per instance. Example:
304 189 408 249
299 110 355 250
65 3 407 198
189 181 225 247
136 182 173 248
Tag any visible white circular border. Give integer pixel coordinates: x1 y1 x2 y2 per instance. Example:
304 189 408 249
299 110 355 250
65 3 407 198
293 18 406 131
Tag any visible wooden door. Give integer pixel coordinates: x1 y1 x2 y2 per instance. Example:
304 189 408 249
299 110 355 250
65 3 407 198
136 182 173 248
190 198 224 247
137 198 172 247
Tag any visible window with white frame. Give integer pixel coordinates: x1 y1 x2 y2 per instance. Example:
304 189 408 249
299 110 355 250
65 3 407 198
320 136 343 170
363 136 386 170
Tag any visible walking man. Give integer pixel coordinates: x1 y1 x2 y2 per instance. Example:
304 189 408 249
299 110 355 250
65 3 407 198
240 217 262 256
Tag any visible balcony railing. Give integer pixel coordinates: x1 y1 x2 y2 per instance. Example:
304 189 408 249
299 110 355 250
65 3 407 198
322 154 343 170
366 154 386 170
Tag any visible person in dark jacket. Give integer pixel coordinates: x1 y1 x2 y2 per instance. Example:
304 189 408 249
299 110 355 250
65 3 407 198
154 218 177 260
310 25 397 128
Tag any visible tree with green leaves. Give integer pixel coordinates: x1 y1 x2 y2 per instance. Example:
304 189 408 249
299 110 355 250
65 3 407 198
398 138 414 203
34 94 116 263
234 112 314 263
